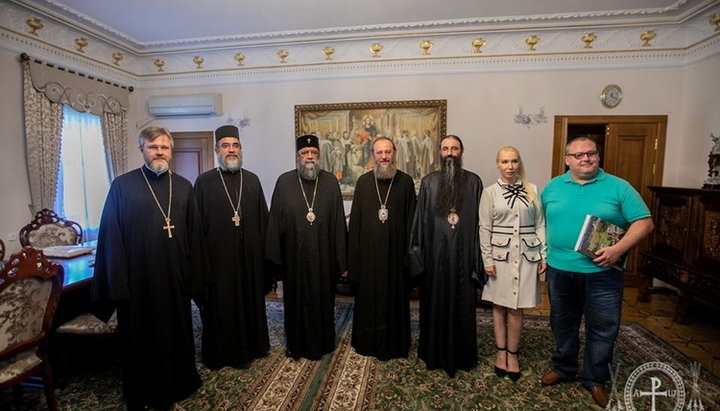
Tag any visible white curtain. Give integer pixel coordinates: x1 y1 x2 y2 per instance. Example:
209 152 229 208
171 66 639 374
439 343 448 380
57 106 110 240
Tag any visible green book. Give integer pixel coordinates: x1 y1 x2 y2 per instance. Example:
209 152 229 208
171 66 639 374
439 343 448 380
574 214 626 271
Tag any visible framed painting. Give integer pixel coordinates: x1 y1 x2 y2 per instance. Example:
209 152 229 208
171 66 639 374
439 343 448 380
295 99 447 199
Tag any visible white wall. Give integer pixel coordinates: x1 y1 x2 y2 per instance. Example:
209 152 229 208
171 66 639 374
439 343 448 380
0 48 33 253
1 48 718 254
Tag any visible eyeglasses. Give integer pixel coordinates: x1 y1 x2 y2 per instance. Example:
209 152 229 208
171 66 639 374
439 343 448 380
565 150 599 160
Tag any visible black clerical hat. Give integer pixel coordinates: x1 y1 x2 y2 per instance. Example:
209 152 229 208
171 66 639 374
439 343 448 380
296 134 319 151
215 125 239 142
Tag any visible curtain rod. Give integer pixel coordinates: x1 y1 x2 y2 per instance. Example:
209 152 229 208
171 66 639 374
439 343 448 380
20 52 134 92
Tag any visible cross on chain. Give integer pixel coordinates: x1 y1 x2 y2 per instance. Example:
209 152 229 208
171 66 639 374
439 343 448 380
163 217 175 238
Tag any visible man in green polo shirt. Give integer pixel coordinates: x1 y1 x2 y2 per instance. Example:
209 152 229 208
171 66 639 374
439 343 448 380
539 137 654 408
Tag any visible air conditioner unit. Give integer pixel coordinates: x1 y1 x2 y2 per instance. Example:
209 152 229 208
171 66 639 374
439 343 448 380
147 93 223 117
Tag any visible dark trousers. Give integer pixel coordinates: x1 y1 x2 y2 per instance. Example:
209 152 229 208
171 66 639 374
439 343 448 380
547 265 623 387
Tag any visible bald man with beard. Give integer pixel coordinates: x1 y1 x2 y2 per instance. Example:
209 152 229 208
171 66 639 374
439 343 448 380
410 134 484 378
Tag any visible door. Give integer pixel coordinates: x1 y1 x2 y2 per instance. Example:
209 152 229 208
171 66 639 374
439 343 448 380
170 131 215 184
552 115 667 286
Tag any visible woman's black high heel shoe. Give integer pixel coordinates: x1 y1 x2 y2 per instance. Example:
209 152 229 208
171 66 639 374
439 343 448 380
494 346 508 377
506 349 521 382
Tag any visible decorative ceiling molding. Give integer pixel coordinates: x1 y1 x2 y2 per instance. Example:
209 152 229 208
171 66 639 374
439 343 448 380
8 0 716 53
1 1 718 90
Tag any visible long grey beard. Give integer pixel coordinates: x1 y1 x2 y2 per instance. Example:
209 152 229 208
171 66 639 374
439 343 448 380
374 163 397 180
297 161 320 180
218 153 243 172
148 159 169 174
437 156 464 215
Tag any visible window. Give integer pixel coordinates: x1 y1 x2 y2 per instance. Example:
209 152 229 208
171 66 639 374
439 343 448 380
55 105 110 241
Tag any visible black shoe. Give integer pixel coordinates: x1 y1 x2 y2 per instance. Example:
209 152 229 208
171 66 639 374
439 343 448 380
506 349 521 382
494 346 508 377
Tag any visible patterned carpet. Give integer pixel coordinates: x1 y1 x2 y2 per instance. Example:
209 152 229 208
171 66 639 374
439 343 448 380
3 297 719 410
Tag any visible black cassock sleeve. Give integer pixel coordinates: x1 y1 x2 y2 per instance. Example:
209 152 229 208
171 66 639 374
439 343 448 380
90 180 129 322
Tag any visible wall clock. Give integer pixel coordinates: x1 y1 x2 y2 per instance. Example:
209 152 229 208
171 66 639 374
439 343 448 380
600 84 623 109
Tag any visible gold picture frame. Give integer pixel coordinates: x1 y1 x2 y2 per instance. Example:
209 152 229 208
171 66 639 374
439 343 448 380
295 100 447 199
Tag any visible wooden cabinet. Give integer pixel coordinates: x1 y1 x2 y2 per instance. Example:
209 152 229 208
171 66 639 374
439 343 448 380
639 186 720 322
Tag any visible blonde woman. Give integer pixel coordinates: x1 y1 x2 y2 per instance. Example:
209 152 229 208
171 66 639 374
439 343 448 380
480 146 546 381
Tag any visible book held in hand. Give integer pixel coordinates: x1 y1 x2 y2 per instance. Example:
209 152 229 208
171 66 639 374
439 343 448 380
574 214 626 271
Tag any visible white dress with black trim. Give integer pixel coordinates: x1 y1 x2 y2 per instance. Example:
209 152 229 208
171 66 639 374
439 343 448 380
479 179 546 309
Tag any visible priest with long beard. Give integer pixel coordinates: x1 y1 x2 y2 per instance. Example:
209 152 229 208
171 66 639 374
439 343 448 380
410 134 484 377
194 125 270 370
348 137 416 360
265 135 347 360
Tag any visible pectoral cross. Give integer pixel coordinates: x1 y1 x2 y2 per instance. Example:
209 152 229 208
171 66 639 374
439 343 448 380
163 217 175 238
232 212 241 226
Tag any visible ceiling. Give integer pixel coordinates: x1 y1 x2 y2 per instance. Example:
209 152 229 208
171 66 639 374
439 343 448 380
10 0 713 53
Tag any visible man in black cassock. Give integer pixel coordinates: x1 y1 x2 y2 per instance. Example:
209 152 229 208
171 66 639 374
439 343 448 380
410 134 484 377
194 125 270 369
348 137 416 360
91 127 204 409
265 135 347 360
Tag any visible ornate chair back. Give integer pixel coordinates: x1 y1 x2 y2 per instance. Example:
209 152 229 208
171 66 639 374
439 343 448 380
0 247 64 410
19 209 83 248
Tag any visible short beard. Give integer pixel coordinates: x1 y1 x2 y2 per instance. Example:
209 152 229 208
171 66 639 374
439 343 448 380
218 152 243 172
297 159 320 180
437 155 464 215
374 163 397 180
148 159 169 174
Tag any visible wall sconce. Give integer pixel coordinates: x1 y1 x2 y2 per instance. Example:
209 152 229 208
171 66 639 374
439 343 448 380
514 106 547 127
226 111 251 129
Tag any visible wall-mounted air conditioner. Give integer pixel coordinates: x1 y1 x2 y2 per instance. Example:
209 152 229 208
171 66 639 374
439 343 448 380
147 93 223 117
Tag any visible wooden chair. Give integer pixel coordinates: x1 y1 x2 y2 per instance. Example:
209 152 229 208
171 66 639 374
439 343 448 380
0 247 64 411
0 239 4 273
54 310 118 387
19 209 82 248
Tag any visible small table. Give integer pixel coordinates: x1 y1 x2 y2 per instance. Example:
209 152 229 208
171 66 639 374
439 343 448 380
52 251 95 291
